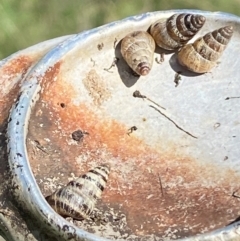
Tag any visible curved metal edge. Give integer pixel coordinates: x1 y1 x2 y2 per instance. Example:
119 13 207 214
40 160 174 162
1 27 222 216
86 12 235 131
6 9 240 241
0 35 74 70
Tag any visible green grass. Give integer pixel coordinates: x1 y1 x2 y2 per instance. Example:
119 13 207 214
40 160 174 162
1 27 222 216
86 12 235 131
0 0 240 60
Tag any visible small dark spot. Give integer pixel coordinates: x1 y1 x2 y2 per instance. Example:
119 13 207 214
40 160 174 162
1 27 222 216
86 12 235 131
8 118 12 122
223 156 228 161
133 90 146 99
97 43 104 51
16 121 19 125
28 187 30 191
16 153 23 157
62 225 69 232
60 103 65 108
72 130 89 142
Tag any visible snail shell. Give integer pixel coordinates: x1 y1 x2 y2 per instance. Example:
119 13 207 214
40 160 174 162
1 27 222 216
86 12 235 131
177 25 234 73
45 164 110 220
149 13 206 50
120 31 155 76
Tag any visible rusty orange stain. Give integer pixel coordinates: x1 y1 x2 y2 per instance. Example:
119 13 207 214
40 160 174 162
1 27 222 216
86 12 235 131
27 62 240 238
0 55 31 77
0 83 21 124
37 62 240 186
0 55 33 124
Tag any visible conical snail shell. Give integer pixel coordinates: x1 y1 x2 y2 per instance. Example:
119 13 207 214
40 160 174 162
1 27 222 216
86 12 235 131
45 164 110 220
149 13 206 50
121 31 155 76
177 25 233 73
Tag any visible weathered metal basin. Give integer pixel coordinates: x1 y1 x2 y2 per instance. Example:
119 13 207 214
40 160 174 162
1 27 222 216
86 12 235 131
2 9 240 241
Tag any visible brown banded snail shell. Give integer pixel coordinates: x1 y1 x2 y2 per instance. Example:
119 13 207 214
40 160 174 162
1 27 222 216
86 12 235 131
120 31 155 76
45 164 110 220
149 13 206 50
177 25 234 73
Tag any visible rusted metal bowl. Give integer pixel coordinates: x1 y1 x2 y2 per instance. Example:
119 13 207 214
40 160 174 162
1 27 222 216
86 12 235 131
3 9 240 241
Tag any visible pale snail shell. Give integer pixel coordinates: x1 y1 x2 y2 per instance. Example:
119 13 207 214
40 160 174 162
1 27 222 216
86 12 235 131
121 31 155 76
45 164 110 220
177 25 234 73
149 13 206 50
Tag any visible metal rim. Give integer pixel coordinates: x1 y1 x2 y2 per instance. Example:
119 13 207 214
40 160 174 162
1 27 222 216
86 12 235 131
7 9 240 241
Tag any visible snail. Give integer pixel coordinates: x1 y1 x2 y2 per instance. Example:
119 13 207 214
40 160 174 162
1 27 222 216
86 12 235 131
149 13 206 50
120 31 155 76
177 25 234 73
45 164 110 220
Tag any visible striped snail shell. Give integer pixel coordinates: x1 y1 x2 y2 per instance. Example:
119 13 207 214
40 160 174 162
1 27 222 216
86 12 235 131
177 25 234 73
120 31 155 76
45 164 110 220
149 13 206 50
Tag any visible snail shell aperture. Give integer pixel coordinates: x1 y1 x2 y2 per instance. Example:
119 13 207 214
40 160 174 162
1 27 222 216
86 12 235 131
121 31 155 76
45 164 110 220
149 13 206 50
177 25 234 73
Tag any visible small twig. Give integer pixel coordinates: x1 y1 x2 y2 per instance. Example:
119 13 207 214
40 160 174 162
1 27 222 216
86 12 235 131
225 96 240 100
127 126 137 135
34 140 49 154
158 174 164 197
174 71 182 87
155 53 165 64
232 190 240 198
146 97 166 110
104 57 119 73
133 90 166 110
113 38 118 49
90 58 96 67
133 90 146 99
150 105 198 139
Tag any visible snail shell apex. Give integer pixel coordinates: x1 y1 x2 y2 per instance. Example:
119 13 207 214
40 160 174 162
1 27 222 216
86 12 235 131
150 13 206 50
46 164 110 220
121 31 155 76
178 25 233 73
